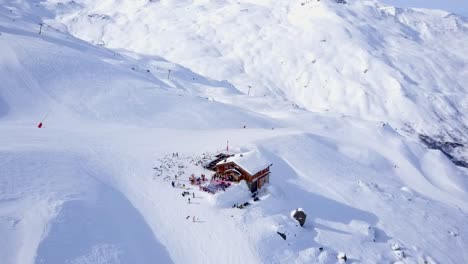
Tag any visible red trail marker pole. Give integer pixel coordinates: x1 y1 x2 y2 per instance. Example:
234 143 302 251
37 111 50 128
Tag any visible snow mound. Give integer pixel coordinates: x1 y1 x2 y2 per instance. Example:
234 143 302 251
207 180 251 208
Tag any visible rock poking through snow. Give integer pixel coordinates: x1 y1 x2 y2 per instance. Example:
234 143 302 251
291 208 307 227
277 231 287 241
337 252 347 262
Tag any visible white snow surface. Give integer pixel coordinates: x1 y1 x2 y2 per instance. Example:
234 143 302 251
43 0 468 144
0 1 468 264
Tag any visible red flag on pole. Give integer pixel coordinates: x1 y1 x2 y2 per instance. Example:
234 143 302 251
37 110 50 128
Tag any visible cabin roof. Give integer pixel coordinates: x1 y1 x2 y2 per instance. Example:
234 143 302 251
217 151 270 175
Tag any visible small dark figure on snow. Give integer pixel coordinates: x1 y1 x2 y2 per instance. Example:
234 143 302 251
188 198 191 204
171 181 175 188
193 192 195 198
338 253 347 262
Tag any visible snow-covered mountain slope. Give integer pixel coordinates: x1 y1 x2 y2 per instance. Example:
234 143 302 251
0 2 277 129
382 0 468 17
43 0 468 143
1 1 468 264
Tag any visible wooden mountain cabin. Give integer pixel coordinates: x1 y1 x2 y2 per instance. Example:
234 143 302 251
214 152 272 192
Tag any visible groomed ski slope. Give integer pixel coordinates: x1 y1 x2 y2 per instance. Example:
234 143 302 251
1 1 468 264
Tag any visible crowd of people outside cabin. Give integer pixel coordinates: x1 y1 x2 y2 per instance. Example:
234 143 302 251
163 152 239 222
170 167 234 195
189 173 208 185
211 173 235 182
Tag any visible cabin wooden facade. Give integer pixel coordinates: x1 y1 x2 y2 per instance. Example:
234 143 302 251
214 155 271 192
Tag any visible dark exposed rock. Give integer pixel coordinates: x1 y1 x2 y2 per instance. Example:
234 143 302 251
87 14 110 20
338 252 347 262
292 209 307 227
419 134 467 168
277 231 286 240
